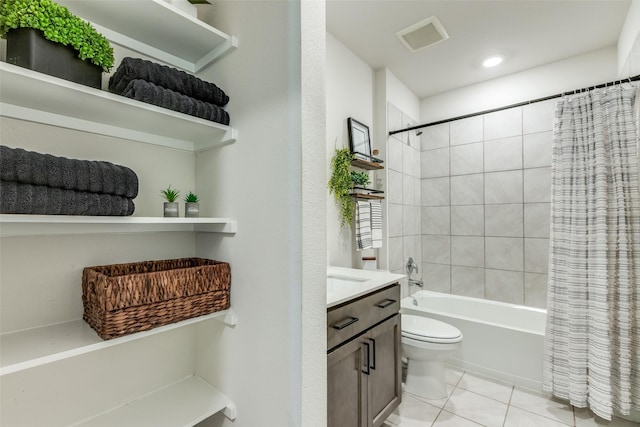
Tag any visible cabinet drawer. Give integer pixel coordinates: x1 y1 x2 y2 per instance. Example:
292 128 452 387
327 283 400 350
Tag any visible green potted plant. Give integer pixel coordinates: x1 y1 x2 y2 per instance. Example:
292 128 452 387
161 185 180 217
351 171 371 188
184 191 200 218
328 147 355 228
0 0 114 88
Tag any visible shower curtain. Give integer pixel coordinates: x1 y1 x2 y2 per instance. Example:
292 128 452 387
543 85 640 420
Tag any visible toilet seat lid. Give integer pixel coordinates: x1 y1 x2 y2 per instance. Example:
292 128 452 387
402 314 462 343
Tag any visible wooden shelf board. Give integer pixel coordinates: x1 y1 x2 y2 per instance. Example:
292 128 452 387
351 158 384 170
0 215 237 236
350 193 385 200
0 62 236 152
72 376 234 426
0 309 236 376
57 0 236 73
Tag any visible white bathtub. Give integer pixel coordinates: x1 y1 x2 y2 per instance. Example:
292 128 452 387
401 290 546 390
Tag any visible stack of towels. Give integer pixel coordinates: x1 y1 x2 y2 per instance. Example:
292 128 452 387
0 146 138 216
109 57 230 125
355 200 383 250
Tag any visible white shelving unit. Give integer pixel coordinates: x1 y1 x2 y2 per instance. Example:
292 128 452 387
0 2 238 425
57 0 237 74
0 62 236 152
1 309 237 376
72 376 236 426
0 215 238 236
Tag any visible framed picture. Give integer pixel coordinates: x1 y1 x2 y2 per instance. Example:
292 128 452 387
347 117 372 159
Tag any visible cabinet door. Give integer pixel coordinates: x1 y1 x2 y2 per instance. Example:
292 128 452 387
328 336 368 427
367 314 402 427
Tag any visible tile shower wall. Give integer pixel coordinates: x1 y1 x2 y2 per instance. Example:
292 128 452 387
419 100 555 308
387 103 422 276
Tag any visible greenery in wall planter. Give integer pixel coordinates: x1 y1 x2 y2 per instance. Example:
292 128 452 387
329 147 355 228
0 0 114 71
351 171 371 187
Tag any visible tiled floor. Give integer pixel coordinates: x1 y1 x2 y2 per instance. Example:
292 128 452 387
384 368 639 427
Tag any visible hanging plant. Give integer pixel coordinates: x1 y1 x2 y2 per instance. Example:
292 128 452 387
328 147 355 228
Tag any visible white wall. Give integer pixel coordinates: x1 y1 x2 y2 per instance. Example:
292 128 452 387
195 2 325 426
421 47 620 124
326 33 375 268
618 0 640 76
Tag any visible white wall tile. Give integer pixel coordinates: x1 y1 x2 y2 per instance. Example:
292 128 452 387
388 203 403 237
484 136 523 172
485 269 524 304
388 169 403 204
450 116 483 146
423 263 451 293
422 177 450 207
451 236 484 267
421 123 449 151
450 142 484 175
485 204 523 237
524 167 551 203
422 235 451 264
412 205 421 236
485 170 523 204
404 205 416 236
388 138 404 172
389 236 404 271
403 143 417 177
421 148 450 178
403 174 416 206
422 206 450 235
485 237 524 271
451 266 485 298
524 203 551 238
525 273 548 308
523 131 553 168
451 205 484 236
413 176 422 207
524 238 549 273
484 107 522 140
451 174 484 205
523 99 555 134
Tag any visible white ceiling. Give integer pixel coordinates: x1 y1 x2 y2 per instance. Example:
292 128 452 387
326 0 632 99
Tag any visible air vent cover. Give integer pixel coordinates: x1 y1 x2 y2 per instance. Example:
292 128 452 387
397 16 449 52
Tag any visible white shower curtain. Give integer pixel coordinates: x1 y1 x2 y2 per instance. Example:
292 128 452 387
543 85 640 420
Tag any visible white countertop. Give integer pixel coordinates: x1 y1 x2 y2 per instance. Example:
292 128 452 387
327 267 406 308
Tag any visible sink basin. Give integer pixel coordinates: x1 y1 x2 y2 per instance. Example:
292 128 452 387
327 275 367 294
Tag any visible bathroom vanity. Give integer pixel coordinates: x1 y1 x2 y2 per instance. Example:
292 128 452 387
327 267 405 427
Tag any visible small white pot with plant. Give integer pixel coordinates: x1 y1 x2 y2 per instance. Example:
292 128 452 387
161 185 180 217
184 191 200 218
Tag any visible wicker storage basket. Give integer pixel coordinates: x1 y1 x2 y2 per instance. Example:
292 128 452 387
82 257 230 340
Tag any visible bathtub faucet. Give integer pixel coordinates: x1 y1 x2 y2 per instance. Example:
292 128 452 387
409 278 423 288
406 257 419 277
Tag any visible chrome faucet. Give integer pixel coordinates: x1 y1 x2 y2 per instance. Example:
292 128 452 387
406 257 423 288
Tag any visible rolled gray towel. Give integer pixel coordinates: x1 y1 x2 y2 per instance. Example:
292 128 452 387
0 180 135 216
109 57 229 107
119 79 230 125
0 146 139 198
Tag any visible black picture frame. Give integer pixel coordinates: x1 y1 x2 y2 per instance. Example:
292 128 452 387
347 117 372 160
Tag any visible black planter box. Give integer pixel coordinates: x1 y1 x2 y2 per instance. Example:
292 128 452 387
6 27 102 89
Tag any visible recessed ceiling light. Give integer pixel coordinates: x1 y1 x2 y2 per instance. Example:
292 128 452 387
483 56 503 67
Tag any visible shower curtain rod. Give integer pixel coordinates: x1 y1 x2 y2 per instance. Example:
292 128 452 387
388 73 640 136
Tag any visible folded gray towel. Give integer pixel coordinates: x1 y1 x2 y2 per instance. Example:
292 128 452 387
1 180 135 216
109 57 229 107
0 146 139 198
118 79 230 125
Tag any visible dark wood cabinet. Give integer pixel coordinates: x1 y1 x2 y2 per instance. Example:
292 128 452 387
328 284 402 427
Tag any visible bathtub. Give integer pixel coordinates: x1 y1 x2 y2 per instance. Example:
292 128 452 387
401 290 546 390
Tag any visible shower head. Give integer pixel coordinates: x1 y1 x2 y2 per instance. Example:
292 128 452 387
416 130 423 136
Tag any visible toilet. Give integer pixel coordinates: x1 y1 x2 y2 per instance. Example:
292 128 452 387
401 314 463 400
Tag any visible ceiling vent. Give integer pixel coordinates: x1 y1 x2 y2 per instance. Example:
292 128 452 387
396 16 449 52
